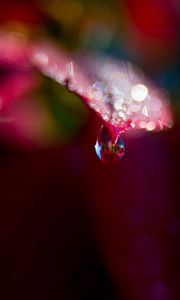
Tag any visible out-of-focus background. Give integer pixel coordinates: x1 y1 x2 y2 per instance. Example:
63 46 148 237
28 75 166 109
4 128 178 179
0 1 179 299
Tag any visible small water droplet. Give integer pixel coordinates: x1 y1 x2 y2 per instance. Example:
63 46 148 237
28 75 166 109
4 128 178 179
95 126 125 163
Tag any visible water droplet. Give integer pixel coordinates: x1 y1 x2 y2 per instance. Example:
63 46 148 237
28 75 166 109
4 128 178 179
95 126 125 163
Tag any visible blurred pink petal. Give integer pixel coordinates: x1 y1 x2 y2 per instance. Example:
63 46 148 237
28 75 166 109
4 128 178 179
30 42 173 134
0 31 29 65
0 32 36 111
0 72 35 109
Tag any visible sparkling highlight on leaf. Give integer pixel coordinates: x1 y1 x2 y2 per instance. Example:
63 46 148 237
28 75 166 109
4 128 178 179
131 84 148 102
30 43 173 136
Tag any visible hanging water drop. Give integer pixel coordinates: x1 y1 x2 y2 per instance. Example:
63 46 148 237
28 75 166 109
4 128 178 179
95 125 125 163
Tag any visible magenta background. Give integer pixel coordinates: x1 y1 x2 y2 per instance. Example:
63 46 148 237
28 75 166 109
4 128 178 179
0 114 179 300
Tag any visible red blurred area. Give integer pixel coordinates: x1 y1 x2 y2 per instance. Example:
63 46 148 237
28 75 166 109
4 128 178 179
126 0 178 40
123 0 178 68
0 0 43 25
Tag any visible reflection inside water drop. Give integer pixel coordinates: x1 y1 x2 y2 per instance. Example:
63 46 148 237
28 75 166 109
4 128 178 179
95 125 125 163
